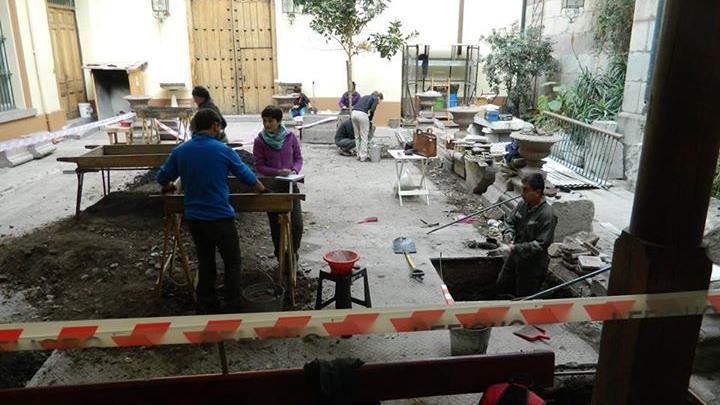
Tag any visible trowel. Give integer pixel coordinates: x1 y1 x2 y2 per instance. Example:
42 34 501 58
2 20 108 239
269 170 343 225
392 237 425 281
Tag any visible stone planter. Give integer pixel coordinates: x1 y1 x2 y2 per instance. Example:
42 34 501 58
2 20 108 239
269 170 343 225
417 91 441 119
448 106 482 139
124 95 152 111
510 132 562 172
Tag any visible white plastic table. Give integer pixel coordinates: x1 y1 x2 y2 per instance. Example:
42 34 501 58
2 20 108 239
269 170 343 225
388 149 434 206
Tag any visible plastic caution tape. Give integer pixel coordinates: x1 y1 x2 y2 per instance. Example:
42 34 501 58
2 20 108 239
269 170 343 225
155 119 179 137
1 289 718 352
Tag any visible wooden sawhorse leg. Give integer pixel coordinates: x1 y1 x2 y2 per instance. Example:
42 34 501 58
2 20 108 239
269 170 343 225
75 170 85 218
157 214 197 303
277 213 296 305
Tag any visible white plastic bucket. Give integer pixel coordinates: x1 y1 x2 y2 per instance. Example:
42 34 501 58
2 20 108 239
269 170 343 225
369 144 382 162
78 102 93 118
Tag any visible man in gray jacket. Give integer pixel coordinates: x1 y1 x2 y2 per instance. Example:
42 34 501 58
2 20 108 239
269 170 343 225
493 173 557 298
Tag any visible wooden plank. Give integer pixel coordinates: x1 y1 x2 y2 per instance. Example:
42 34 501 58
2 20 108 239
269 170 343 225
228 176 296 193
0 352 555 404
100 144 179 156
59 154 169 169
160 193 304 214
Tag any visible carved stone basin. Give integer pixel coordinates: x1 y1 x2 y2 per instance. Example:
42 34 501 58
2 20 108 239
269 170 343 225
124 95 152 111
448 106 482 139
510 131 562 171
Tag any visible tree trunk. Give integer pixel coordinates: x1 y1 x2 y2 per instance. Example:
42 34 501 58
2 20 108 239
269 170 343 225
346 54 354 112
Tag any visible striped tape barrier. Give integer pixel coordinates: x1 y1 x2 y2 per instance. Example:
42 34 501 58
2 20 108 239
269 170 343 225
154 119 179 138
0 113 136 152
1 289 718 352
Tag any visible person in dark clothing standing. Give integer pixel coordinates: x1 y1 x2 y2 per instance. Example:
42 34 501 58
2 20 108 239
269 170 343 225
491 173 557 298
334 119 356 156
192 86 228 143
157 109 267 313
290 85 311 117
350 91 383 161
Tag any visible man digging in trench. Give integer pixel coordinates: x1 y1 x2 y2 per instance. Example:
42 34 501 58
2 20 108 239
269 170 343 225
490 173 557 298
157 109 267 313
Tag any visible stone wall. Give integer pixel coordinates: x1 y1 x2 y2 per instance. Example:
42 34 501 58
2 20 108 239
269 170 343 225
617 0 660 189
525 0 612 86
527 0 661 188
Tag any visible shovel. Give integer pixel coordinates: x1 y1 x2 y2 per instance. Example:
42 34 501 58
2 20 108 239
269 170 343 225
392 237 425 281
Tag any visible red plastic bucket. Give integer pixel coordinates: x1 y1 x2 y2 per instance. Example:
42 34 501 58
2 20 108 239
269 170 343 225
323 250 359 275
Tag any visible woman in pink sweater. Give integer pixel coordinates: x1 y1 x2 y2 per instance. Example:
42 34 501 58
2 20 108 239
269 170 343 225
253 106 303 261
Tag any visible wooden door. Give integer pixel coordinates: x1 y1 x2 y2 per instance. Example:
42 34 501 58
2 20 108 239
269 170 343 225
47 3 86 119
190 0 239 114
233 0 275 114
190 0 276 114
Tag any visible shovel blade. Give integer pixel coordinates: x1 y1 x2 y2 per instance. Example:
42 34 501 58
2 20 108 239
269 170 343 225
393 236 417 253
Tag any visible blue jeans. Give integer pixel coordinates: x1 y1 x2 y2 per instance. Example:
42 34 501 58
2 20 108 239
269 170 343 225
291 107 306 117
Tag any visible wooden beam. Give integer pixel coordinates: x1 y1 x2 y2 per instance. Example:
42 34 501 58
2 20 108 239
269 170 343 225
592 1 720 403
0 352 554 404
158 193 306 214
57 154 169 169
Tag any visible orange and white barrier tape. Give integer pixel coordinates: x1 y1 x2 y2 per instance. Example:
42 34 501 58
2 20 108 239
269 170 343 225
1 289 719 352
441 284 455 305
155 119 180 138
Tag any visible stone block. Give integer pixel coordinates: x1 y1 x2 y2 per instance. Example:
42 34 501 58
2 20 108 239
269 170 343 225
623 143 643 190
633 0 659 21
299 114 339 144
549 198 595 241
0 146 34 168
464 158 497 195
27 141 57 159
626 52 651 82
637 83 649 114
629 21 650 52
621 81 643 114
617 111 646 145
645 21 657 52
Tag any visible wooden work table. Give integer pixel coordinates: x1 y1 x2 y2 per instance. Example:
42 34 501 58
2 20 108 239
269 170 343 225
57 143 245 217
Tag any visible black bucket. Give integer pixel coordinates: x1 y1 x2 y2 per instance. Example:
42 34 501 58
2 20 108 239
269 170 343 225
241 282 285 313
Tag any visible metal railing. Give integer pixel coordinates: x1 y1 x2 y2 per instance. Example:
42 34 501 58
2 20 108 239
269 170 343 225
544 111 624 187
0 20 15 113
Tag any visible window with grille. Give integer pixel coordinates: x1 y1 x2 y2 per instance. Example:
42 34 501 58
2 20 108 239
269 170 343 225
0 19 16 112
562 0 584 9
47 0 75 7
281 0 301 14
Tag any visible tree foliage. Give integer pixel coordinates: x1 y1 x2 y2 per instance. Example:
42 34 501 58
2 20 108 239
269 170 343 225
482 25 557 114
293 0 415 59
593 0 636 56
536 56 627 124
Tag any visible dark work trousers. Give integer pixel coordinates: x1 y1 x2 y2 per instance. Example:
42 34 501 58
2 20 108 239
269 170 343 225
267 183 303 259
187 218 241 308
496 252 549 298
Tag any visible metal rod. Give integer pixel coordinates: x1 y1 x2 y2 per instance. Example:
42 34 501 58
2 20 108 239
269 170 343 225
217 341 229 375
426 195 522 234
523 266 611 301
439 252 444 281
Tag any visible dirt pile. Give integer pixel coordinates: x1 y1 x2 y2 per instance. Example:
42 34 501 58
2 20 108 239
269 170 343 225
0 173 315 322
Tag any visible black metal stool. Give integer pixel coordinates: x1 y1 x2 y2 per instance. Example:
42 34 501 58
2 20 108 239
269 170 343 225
315 267 372 309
